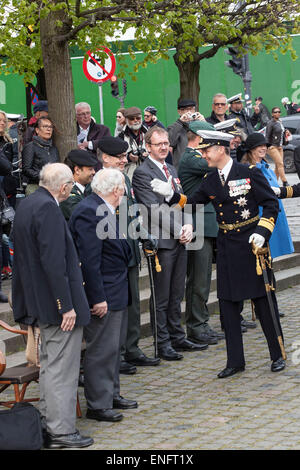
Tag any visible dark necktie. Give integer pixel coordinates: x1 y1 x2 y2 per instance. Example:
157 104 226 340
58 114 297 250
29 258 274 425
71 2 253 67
162 164 175 190
220 172 226 186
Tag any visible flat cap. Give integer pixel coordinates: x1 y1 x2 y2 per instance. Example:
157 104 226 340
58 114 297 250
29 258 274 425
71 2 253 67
189 120 215 134
227 94 244 104
98 136 129 155
67 149 98 167
124 107 142 117
177 99 196 109
33 100 48 113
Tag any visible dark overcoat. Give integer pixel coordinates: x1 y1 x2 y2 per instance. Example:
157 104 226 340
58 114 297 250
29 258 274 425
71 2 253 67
171 161 279 302
12 186 91 326
69 192 132 311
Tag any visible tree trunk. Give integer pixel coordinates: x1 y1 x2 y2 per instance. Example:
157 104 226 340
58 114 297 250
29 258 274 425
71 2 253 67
173 49 201 109
40 9 77 161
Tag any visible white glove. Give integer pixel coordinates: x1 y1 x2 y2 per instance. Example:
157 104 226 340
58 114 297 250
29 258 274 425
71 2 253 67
271 186 280 196
248 233 265 248
151 176 174 199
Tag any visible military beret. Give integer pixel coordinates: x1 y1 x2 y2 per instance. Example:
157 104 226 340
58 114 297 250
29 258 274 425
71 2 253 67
177 99 196 109
227 94 244 104
189 120 215 134
124 107 142 118
67 149 97 167
33 100 48 113
97 136 129 155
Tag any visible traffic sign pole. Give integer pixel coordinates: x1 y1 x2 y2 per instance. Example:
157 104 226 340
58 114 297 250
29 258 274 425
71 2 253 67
98 83 104 124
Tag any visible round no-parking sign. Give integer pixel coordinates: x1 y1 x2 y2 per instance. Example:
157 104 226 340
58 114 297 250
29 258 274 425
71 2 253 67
82 47 116 84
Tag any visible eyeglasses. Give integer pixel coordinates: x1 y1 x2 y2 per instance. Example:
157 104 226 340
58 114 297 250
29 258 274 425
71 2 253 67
149 142 169 148
213 102 227 107
144 114 152 118
273 110 281 114
127 116 141 121
111 153 128 159
40 125 53 130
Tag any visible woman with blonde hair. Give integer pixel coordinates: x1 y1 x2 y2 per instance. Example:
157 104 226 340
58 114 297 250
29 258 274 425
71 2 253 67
241 132 293 258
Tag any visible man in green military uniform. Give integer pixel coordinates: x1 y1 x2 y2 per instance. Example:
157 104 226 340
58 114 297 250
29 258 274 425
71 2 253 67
60 149 97 221
98 136 160 373
178 121 224 345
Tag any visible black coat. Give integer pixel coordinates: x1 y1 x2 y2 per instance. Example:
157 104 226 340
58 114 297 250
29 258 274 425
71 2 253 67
170 161 279 301
12 186 91 326
22 136 60 184
69 192 132 311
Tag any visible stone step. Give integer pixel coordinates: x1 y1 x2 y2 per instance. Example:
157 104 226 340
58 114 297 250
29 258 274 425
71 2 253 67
2 254 300 357
139 263 300 338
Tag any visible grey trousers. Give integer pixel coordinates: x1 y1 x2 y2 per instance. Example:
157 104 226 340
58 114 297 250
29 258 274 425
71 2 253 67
39 324 83 435
83 308 127 410
151 245 187 348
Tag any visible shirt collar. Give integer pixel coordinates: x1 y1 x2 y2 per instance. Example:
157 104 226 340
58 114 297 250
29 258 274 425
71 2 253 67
219 158 233 181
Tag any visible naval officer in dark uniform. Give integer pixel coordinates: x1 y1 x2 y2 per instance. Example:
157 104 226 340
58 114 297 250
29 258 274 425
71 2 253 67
151 124 286 378
60 149 97 220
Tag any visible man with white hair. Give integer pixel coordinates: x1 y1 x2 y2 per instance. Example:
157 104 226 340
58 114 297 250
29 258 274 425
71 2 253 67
76 101 111 155
69 168 137 423
12 163 93 449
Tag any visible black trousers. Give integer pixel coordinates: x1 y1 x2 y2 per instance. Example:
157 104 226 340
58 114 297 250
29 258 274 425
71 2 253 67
219 293 283 368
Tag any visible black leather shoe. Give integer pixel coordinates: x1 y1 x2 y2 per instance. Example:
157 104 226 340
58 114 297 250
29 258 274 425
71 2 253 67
119 360 137 375
279 312 285 318
187 334 218 345
44 430 94 449
86 408 123 422
217 366 245 379
127 354 160 367
113 396 138 409
0 291 8 303
173 339 208 351
158 346 183 361
271 357 286 372
241 319 257 329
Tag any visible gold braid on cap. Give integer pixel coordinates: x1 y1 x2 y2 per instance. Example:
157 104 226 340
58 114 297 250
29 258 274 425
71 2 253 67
257 217 275 234
176 194 187 209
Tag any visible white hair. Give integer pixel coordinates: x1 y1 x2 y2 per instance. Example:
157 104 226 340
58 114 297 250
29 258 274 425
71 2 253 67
91 168 124 196
39 163 73 192
75 102 91 112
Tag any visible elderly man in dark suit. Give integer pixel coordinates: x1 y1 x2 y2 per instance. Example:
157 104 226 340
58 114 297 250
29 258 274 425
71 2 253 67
12 163 93 449
69 168 137 423
76 102 111 155
132 126 208 361
151 125 285 378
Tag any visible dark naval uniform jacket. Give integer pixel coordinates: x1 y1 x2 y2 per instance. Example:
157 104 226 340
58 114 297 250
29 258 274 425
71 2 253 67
171 161 279 302
12 186 91 326
69 192 132 311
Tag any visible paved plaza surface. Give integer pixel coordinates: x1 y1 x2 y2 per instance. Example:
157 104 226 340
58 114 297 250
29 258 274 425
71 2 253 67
4 286 300 451
2 171 300 453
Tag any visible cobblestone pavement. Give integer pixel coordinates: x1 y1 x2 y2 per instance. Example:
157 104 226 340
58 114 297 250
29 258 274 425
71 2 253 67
2 171 300 453
3 286 300 451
